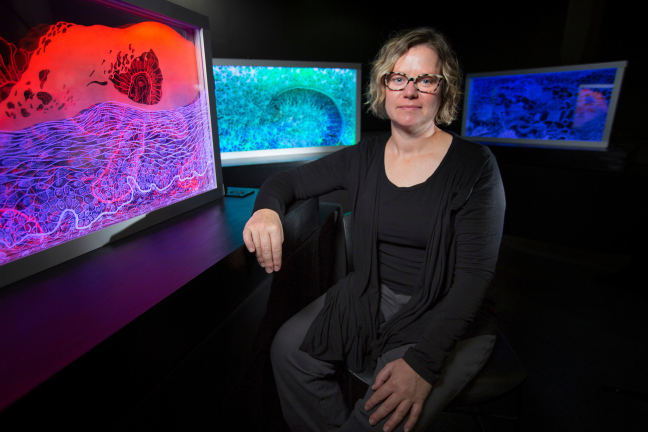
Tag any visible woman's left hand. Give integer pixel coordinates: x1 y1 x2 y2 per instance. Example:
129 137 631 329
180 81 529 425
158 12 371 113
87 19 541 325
364 358 432 432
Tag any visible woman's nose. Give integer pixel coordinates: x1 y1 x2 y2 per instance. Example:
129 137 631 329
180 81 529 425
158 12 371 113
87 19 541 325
402 79 418 97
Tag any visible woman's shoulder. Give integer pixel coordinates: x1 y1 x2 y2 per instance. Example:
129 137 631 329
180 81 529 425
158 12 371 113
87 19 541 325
448 132 495 162
315 133 388 172
334 133 389 162
356 133 390 151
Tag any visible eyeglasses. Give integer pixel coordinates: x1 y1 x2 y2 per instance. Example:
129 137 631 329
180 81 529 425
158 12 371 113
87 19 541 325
384 72 444 93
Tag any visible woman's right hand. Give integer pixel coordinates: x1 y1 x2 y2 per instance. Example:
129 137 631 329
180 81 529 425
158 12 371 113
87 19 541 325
243 209 284 273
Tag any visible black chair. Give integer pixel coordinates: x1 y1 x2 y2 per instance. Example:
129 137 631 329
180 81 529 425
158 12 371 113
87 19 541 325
341 212 526 431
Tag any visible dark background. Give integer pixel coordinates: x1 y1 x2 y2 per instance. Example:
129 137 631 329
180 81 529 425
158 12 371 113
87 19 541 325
178 3 647 430
1 1 646 430
3 0 645 252
163 0 646 255
168 0 644 145
169 3 645 429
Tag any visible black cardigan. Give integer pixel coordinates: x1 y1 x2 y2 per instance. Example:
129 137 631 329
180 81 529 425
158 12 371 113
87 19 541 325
253 133 506 385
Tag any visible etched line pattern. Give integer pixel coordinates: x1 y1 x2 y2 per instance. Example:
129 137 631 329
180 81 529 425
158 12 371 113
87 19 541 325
0 92 215 265
465 68 617 142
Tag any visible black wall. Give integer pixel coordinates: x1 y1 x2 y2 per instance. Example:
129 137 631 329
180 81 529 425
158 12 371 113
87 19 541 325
170 0 644 145
168 0 646 253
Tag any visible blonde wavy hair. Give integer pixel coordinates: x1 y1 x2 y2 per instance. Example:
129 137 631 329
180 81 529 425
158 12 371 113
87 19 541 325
365 27 462 126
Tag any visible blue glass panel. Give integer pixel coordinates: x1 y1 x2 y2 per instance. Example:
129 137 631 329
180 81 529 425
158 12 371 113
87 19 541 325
465 68 617 142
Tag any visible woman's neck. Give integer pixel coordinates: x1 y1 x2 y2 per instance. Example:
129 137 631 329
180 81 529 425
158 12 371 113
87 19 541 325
388 123 446 156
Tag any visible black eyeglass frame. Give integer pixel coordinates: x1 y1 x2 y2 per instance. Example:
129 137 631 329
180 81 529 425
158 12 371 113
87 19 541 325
384 72 444 94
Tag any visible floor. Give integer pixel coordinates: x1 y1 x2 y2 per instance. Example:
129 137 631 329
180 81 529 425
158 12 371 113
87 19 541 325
428 235 647 432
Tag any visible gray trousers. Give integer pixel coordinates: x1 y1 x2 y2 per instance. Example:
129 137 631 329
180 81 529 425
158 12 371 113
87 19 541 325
270 285 496 432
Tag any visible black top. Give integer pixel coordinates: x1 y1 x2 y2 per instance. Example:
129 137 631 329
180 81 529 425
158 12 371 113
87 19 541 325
253 133 505 385
378 155 444 295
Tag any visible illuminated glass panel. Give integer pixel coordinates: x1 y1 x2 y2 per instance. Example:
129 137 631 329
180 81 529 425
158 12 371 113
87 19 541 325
464 68 618 142
213 64 358 153
0 0 217 267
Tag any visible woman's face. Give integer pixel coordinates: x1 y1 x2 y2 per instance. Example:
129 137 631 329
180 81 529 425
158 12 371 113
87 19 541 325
384 45 442 133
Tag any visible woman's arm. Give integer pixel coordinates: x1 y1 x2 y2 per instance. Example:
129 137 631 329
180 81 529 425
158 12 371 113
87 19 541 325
402 153 506 385
364 358 432 432
243 209 285 273
243 145 356 272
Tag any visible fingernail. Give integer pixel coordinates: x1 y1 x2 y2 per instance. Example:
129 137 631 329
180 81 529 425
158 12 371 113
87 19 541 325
384 427 390 432
369 419 375 426
266 268 273 274
259 262 264 267
405 428 410 432
274 266 279 271
364 405 369 411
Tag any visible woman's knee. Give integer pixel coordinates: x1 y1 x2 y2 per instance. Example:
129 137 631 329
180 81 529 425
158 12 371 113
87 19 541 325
271 294 326 368
270 318 306 369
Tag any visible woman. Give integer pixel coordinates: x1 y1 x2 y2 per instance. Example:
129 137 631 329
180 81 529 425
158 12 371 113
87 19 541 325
243 28 506 432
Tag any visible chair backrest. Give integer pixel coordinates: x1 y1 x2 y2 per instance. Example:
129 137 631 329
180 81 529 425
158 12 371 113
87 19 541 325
342 212 353 273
